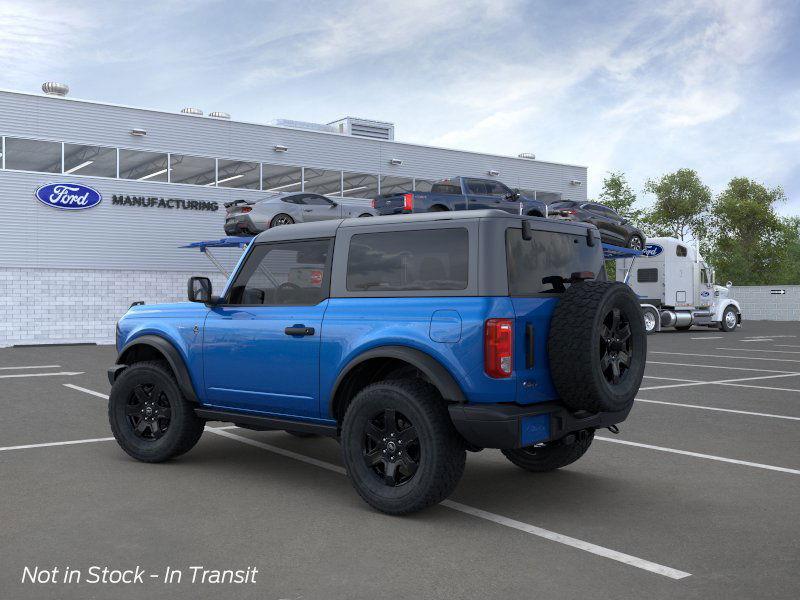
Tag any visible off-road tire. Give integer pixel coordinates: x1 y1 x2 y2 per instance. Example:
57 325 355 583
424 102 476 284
548 281 646 413
502 430 595 472
108 361 204 463
341 380 465 515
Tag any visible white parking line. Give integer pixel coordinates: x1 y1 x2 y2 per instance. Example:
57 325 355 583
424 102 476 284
0 437 115 452
643 375 703 383
776 344 800 349
639 372 800 391
650 351 800 364
207 427 691 579
647 360 797 374
716 348 800 354
0 371 84 379
63 383 110 399
49 384 691 580
635 398 800 421
596 437 800 475
690 336 723 340
717 382 800 394
0 365 61 370
740 339 774 342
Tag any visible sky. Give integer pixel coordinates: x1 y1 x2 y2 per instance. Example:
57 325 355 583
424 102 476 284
1 0 799 214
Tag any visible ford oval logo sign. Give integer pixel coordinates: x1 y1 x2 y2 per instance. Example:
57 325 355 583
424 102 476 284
642 244 663 257
35 183 102 210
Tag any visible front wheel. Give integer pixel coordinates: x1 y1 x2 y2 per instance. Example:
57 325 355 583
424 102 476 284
643 307 658 335
502 430 594 472
340 380 465 515
720 306 738 332
108 361 204 462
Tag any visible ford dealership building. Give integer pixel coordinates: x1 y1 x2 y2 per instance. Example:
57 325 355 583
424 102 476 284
0 85 588 346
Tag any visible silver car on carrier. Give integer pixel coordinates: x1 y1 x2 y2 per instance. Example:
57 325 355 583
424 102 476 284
224 192 377 235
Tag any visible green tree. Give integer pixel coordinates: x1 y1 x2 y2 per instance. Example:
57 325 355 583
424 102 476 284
706 177 788 285
642 169 711 241
599 171 643 226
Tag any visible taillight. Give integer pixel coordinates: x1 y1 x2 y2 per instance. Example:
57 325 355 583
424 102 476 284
402 193 414 211
484 319 513 378
241 207 252 213
371 198 377 209
560 209 577 215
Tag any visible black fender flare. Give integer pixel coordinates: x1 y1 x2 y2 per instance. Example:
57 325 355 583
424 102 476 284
114 335 199 403
329 345 466 416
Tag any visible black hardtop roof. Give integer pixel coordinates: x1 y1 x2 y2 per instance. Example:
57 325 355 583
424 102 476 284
252 209 592 243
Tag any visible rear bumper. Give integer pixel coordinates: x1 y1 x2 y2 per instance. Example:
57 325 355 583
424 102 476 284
448 401 632 450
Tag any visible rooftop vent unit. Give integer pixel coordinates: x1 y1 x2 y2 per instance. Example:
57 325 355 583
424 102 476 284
209 111 230 119
328 117 394 141
42 82 69 97
180 107 203 116
269 119 337 134
518 152 536 160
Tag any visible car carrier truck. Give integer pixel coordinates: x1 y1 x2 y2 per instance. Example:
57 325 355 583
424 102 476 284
615 237 742 334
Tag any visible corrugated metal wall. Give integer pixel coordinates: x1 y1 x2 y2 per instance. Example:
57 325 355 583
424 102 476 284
0 89 587 272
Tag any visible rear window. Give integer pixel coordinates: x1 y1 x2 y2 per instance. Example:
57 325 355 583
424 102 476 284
506 228 603 295
637 268 658 283
347 229 468 292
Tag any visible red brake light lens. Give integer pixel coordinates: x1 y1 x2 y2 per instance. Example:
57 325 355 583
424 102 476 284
402 193 414 211
484 318 514 378
371 198 377 208
240 207 252 213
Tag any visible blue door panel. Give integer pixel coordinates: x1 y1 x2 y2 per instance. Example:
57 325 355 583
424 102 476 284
510 297 559 403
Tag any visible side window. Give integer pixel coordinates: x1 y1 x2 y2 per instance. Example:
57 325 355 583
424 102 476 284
700 269 709 284
485 181 512 197
304 194 334 206
465 179 489 195
676 245 688 257
346 229 468 292
282 195 304 204
637 268 659 283
228 239 332 306
430 180 461 194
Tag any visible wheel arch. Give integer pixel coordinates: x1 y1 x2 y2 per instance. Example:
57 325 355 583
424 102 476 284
115 335 199 403
329 345 466 424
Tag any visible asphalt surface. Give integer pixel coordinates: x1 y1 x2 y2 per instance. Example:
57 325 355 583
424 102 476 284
1 321 799 599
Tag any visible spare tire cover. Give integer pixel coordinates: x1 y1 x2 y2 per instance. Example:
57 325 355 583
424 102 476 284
547 281 646 413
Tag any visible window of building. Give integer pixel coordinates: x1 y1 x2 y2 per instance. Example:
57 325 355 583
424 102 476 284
346 229 468 292
304 168 342 196
379 175 413 195
4 138 61 173
506 228 603 295
414 179 436 192
637 268 659 283
217 159 260 189
170 154 216 186
63 144 117 177
341 172 378 198
228 239 332 306
262 164 302 193
119 149 169 182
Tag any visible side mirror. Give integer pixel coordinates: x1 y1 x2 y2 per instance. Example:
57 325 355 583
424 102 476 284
726 281 733 289
188 276 212 303
329 201 339 208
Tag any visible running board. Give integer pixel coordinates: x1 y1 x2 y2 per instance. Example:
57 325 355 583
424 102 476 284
195 408 338 437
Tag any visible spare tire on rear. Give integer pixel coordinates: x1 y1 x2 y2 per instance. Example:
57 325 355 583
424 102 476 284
547 281 646 413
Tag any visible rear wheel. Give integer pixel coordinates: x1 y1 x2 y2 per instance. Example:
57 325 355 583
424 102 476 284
720 306 738 332
502 430 594 472
627 235 644 251
270 213 294 227
341 380 465 514
108 361 204 462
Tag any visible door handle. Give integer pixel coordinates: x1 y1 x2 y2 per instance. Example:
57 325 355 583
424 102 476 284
284 325 315 336
303 209 313 212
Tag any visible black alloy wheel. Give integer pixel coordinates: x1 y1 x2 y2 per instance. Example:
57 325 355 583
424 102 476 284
599 307 632 385
126 383 171 440
270 214 294 227
363 408 420 486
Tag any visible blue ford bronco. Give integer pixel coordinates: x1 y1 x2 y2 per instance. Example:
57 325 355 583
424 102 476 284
109 210 646 514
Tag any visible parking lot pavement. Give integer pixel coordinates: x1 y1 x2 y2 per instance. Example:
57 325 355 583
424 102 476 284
2 321 800 599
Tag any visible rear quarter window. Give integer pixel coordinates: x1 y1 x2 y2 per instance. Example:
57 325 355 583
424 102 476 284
506 228 603 295
346 228 468 292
